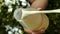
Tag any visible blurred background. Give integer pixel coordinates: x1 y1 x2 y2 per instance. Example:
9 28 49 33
0 0 60 34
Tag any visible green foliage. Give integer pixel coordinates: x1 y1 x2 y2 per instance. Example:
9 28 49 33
46 0 60 10
44 0 60 34
0 0 60 34
45 14 60 34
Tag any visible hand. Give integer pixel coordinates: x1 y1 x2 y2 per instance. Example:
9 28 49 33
29 0 48 10
24 0 48 34
24 28 45 34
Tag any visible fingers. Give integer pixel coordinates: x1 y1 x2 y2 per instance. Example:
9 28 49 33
24 28 45 34
24 28 33 34
30 0 48 10
32 28 45 34
29 0 35 3
37 8 42 11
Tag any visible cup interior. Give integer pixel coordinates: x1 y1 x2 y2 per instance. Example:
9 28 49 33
14 8 22 21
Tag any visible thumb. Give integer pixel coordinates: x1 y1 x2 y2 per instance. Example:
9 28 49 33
37 8 42 11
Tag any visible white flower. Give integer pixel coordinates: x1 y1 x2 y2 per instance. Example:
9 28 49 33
18 29 23 34
12 0 15 4
5 25 12 31
8 5 13 12
15 32 19 34
20 0 26 2
5 0 12 5
8 31 13 34
22 1 27 6
13 27 18 32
